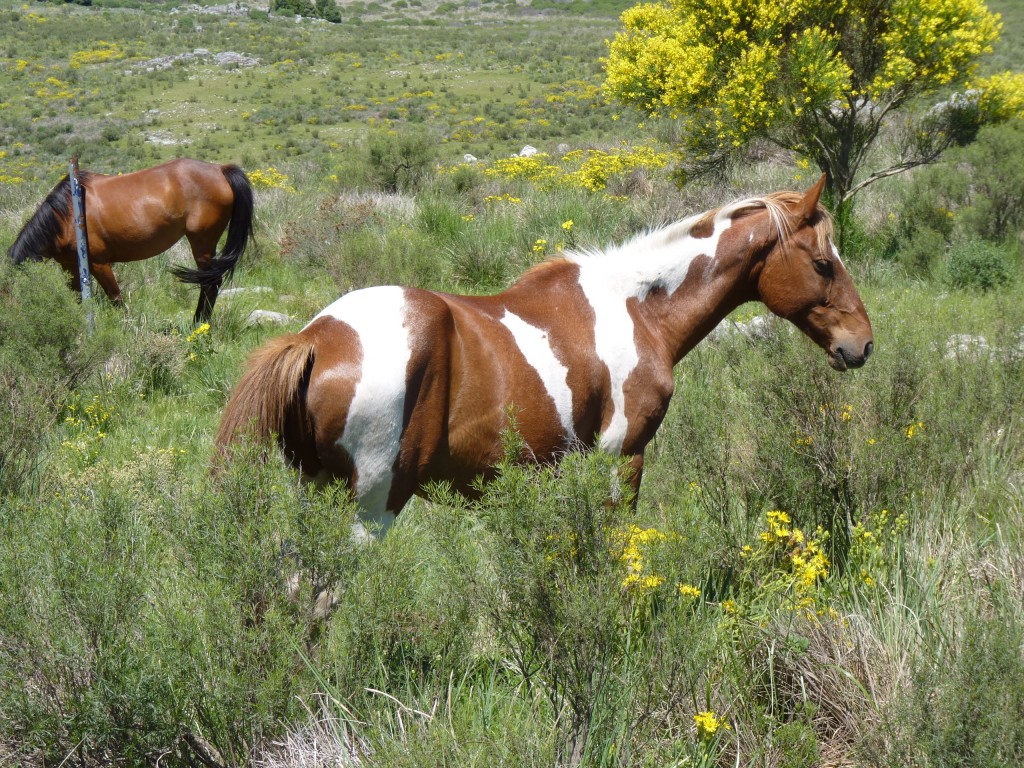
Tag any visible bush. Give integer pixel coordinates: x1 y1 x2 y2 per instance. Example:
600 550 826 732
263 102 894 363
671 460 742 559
429 439 651 765
945 240 1016 291
862 607 1024 767
893 120 1024 267
954 119 1024 242
900 226 947 275
367 127 438 194
0 260 108 496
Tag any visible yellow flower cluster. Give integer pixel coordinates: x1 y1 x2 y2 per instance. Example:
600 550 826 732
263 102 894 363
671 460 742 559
678 583 701 599
905 421 925 439
754 510 830 594
70 41 125 69
975 71 1024 120
0 146 33 185
694 710 730 739
35 76 76 101
873 0 1000 96
485 153 561 185
249 167 295 192
616 524 669 593
481 145 671 193
604 0 1002 154
186 322 212 363
482 193 522 205
185 322 210 344
61 395 113 460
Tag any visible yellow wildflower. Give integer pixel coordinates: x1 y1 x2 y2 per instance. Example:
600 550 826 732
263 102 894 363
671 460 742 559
694 711 729 739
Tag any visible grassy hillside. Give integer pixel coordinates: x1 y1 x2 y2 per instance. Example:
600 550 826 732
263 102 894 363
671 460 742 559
1 1 1023 766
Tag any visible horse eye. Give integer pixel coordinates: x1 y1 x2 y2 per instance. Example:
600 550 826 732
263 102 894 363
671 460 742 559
813 259 834 278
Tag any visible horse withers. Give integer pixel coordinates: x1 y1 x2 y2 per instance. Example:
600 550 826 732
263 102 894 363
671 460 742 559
7 158 255 322
217 175 873 539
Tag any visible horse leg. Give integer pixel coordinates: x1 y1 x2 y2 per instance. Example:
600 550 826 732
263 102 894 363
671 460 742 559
619 453 645 511
193 281 219 324
187 235 222 324
351 497 402 543
89 263 124 307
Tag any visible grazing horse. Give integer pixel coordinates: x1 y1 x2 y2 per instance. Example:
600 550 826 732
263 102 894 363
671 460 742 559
7 158 254 322
217 176 872 538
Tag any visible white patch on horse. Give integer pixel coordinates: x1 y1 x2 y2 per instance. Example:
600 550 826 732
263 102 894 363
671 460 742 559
314 286 412 520
500 310 576 444
351 510 398 543
568 212 733 453
573 267 637 454
830 239 844 265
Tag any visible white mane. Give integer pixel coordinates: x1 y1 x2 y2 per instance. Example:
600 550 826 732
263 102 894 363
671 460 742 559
564 195 792 300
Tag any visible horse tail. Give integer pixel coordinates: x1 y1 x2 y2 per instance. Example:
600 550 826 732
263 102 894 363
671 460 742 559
8 174 75 265
170 164 255 289
215 333 316 466
219 164 255 272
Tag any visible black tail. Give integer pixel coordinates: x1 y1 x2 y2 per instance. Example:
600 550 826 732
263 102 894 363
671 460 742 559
8 175 77 265
170 164 255 289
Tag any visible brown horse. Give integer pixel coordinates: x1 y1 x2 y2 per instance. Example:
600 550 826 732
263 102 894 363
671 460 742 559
217 176 872 538
8 158 254 322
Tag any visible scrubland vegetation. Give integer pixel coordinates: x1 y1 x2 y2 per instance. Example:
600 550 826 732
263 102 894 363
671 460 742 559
1 1 1023 766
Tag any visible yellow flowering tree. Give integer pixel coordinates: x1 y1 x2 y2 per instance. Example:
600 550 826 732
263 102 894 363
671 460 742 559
604 0 1020 204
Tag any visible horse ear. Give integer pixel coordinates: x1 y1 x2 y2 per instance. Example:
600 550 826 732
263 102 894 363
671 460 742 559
797 174 827 223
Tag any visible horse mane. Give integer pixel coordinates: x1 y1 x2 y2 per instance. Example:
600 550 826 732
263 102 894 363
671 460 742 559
666 191 833 253
512 190 835 289
7 172 93 265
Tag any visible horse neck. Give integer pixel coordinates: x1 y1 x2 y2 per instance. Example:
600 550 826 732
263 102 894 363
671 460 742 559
574 212 764 364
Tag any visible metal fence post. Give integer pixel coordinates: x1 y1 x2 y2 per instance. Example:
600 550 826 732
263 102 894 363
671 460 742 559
68 156 94 334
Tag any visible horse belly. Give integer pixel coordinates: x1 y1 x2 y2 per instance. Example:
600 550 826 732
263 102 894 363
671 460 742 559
441 305 582 476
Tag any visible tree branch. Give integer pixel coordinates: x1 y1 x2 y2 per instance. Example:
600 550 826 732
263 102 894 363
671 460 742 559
842 159 934 201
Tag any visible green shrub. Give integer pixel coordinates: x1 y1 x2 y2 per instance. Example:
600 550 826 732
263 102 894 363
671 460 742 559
945 240 1015 291
429 439 654 765
862 607 1024 767
367 127 438 194
0 452 180 764
0 260 110 496
953 119 1024 242
894 119 1024 261
900 226 947 275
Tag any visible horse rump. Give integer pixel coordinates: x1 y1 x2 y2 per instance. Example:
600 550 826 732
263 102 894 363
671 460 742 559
170 164 255 289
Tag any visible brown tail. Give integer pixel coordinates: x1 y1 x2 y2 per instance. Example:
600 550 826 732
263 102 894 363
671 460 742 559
215 333 316 463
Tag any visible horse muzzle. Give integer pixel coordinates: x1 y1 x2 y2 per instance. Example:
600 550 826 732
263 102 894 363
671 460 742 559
828 340 873 371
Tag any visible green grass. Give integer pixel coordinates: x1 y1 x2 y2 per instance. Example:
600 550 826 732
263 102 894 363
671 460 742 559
2 1 1024 765
0 1 631 182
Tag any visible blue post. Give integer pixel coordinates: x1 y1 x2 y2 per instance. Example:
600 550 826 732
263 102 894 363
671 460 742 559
68 156 94 333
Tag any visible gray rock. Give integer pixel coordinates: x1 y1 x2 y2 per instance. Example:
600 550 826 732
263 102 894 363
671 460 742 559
246 310 292 327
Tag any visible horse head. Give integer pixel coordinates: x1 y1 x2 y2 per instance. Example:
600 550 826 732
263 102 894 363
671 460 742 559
754 175 873 371
8 175 74 266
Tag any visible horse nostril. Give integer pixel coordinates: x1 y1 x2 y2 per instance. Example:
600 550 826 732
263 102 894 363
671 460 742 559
864 341 873 360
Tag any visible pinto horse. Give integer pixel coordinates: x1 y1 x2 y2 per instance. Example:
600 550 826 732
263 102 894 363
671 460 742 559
217 175 872 538
8 158 255 322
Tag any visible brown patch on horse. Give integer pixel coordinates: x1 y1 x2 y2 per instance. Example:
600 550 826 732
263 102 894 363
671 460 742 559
513 255 574 285
503 260 607 445
688 213 715 239
300 316 366 482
